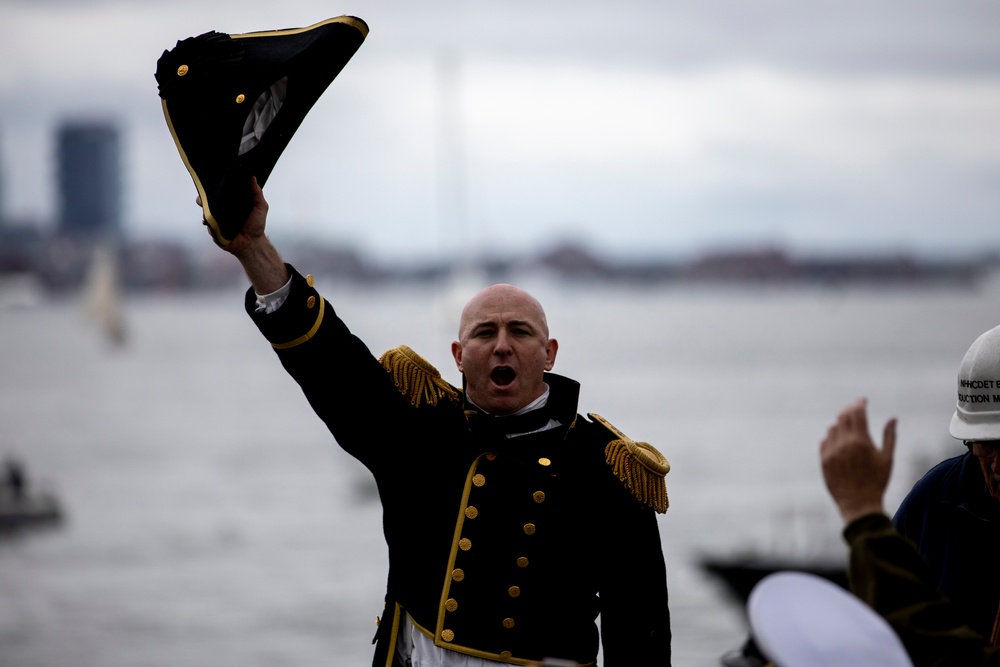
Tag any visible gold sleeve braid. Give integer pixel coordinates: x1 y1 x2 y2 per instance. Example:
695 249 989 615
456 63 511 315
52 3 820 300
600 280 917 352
378 345 460 408
589 413 671 514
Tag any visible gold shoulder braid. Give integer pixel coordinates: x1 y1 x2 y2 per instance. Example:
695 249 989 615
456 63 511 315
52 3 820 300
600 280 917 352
589 413 670 513
378 345 460 408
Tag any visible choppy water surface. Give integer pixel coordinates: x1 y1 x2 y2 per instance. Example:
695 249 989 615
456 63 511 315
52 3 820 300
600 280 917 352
3 276 999 666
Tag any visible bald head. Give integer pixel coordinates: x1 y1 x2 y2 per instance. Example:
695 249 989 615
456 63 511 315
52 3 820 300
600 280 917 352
458 284 549 340
451 283 557 415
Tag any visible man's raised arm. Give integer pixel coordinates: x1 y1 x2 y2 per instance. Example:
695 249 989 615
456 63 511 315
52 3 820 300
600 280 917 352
202 176 289 295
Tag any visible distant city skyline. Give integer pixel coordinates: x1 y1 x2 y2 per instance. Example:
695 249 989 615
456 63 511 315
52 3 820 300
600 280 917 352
1 1 999 261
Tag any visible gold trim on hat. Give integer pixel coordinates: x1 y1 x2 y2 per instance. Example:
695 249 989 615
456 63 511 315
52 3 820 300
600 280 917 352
232 15 370 41
160 99 228 246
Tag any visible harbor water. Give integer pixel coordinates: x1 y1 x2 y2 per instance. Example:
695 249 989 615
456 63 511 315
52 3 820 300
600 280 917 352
3 275 999 666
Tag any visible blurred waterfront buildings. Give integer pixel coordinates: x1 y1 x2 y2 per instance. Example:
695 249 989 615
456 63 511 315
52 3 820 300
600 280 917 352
0 119 997 297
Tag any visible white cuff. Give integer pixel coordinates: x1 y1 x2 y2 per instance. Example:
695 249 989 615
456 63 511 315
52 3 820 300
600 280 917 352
254 276 293 314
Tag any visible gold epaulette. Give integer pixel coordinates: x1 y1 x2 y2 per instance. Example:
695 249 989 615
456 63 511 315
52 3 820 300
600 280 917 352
590 413 670 514
378 345 460 409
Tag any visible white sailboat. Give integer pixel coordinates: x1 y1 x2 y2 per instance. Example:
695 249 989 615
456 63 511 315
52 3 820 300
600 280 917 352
83 241 126 345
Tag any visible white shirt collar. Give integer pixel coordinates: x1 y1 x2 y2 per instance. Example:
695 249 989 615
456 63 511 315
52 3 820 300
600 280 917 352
465 383 550 416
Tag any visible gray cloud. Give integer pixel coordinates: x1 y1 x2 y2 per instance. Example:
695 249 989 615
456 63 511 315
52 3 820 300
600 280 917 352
1 0 999 259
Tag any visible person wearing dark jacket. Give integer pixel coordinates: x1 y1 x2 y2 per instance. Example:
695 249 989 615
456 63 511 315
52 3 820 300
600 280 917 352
207 178 672 667
891 325 1000 641
820 398 1000 667
892 450 1000 639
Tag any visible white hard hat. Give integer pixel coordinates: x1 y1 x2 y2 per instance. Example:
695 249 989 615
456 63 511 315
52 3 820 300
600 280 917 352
949 324 1000 441
747 572 913 667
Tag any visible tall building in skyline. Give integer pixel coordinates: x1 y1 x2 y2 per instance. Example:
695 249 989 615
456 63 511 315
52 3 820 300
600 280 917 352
0 127 6 228
57 121 121 238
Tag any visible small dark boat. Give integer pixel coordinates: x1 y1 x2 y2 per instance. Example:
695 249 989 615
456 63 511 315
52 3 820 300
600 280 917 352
0 457 64 535
0 491 64 533
700 554 849 605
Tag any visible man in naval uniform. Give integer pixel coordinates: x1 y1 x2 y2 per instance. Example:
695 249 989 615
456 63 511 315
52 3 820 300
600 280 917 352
211 178 672 667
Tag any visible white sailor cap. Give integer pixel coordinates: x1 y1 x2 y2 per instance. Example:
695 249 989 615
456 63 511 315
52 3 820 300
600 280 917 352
747 571 913 667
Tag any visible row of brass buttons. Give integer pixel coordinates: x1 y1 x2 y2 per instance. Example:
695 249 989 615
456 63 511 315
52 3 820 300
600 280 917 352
441 454 552 653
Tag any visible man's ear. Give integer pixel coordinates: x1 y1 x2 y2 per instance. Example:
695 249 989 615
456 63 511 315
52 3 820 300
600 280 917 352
451 340 463 372
545 338 558 371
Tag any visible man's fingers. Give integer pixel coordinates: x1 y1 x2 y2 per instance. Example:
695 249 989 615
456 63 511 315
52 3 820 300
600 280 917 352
835 398 866 434
249 176 268 212
853 397 870 436
836 404 853 431
881 417 898 461
819 430 832 459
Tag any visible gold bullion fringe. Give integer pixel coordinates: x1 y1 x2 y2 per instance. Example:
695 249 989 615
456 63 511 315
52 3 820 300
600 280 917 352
605 438 671 514
379 345 459 408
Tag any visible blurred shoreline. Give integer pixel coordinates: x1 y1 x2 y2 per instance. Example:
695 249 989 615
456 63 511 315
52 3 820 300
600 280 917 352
1 225 996 296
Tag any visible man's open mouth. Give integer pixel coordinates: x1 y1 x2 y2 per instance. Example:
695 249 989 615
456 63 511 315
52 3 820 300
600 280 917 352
491 366 516 387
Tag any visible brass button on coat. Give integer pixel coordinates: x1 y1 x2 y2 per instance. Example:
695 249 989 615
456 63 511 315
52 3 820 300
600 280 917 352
176 64 189 76
538 457 551 466
508 586 521 598
502 617 515 629
499 651 512 660
235 93 246 104
472 473 485 487
532 491 545 503
445 598 458 612
486 452 497 461
451 568 465 582
305 274 315 286
516 556 529 568
465 506 478 519
306 296 316 309
523 523 536 535
459 538 472 551
442 629 455 642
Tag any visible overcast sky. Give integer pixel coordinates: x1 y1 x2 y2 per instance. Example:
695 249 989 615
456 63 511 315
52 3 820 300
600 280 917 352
1 0 999 260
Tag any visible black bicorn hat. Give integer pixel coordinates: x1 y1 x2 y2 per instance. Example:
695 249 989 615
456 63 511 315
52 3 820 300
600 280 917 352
155 16 368 247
